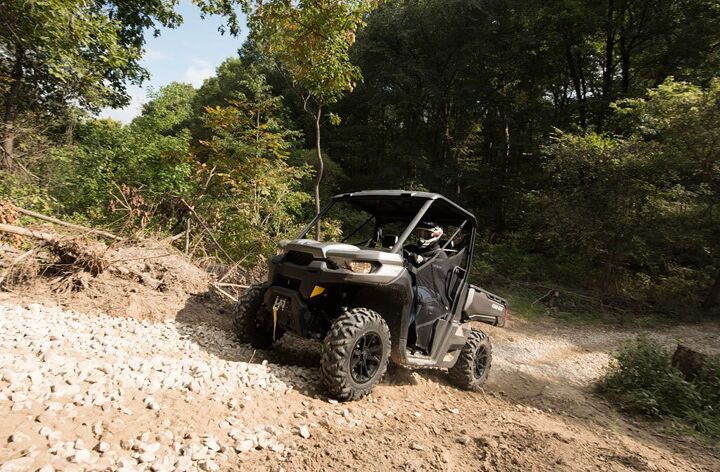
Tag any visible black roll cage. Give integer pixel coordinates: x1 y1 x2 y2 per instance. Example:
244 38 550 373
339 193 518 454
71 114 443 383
296 190 477 274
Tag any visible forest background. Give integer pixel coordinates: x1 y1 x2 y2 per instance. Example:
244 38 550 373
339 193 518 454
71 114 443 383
2 0 720 319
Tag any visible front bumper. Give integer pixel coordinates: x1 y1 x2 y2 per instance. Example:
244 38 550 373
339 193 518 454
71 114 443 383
263 285 313 337
263 257 347 338
264 254 412 346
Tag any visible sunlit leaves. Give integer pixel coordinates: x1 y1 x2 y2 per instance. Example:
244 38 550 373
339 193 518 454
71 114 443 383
0 0 182 112
248 0 377 106
197 72 311 260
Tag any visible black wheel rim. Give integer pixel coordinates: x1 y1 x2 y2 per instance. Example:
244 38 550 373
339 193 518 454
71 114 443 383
474 345 488 379
350 331 383 384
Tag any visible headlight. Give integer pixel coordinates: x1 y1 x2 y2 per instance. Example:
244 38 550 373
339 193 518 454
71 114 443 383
347 261 372 273
328 257 375 273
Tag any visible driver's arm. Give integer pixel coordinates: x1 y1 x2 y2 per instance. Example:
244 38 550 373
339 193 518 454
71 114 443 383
403 245 426 266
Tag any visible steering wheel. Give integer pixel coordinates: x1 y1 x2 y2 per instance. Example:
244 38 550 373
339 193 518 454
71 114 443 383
402 248 419 265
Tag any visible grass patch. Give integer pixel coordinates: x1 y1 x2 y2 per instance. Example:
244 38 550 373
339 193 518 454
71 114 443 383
597 338 720 438
503 288 547 321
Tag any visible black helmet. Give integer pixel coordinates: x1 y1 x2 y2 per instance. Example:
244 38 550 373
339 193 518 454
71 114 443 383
414 221 443 248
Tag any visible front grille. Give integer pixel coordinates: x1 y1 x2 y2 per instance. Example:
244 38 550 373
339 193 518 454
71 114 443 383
278 276 301 291
285 250 314 266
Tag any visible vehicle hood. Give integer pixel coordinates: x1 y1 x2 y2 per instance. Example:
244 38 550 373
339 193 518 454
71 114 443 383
280 239 403 264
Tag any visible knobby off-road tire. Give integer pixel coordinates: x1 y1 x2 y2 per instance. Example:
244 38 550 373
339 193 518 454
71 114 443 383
321 308 391 401
449 329 492 391
233 283 276 349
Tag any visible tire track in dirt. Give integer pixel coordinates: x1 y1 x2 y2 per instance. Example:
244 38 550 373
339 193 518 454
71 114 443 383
1 299 718 471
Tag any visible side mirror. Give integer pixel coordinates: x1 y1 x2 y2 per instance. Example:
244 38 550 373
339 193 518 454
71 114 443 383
382 234 399 249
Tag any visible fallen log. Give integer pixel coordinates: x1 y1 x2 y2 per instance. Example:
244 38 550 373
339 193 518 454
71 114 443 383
0 222 107 275
0 222 65 243
12 205 124 241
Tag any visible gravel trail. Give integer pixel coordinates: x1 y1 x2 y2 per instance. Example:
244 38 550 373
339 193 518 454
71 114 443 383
0 303 317 471
1 301 719 472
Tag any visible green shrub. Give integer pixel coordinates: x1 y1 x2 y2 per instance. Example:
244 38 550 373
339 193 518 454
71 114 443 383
598 338 720 437
0 170 57 213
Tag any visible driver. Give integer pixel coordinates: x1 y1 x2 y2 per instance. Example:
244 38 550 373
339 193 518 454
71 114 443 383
406 221 447 353
405 221 445 267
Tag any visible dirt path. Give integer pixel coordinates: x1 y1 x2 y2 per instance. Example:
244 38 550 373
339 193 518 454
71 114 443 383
1 298 718 472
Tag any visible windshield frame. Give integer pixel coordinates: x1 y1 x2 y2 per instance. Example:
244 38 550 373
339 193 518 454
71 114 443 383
297 197 439 254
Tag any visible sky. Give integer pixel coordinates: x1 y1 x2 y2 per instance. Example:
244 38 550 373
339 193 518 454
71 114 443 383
99 1 247 123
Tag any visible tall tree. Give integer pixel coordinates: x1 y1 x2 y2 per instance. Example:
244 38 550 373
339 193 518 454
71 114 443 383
0 0 185 171
199 71 310 260
248 0 377 237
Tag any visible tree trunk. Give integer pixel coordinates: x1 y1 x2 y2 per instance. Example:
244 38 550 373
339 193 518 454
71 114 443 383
672 345 707 380
702 271 720 314
13 204 123 241
564 38 587 129
2 44 25 171
599 0 616 130
619 0 630 94
64 108 77 145
314 104 324 240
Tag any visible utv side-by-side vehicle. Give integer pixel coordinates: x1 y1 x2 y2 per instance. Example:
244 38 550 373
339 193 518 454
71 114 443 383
234 190 507 400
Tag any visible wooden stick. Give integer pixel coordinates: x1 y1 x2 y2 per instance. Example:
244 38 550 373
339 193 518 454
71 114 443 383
531 289 555 306
13 206 123 241
0 244 22 255
212 283 238 302
217 256 248 283
180 199 234 262
0 223 66 244
163 231 187 243
185 218 191 254
215 282 249 289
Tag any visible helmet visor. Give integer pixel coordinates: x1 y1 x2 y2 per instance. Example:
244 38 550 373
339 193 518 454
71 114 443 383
414 228 435 239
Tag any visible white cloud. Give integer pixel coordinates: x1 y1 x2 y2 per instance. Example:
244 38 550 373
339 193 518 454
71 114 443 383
183 58 214 88
95 57 218 123
97 87 146 124
144 48 170 61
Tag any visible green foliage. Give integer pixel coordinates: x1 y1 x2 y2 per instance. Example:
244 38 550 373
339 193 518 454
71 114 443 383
0 171 56 213
598 338 720 437
248 0 379 228
0 0 182 111
2 0 720 315
49 83 197 227
197 72 311 262
510 78 720 315
537 132 659 288
248 0 377 106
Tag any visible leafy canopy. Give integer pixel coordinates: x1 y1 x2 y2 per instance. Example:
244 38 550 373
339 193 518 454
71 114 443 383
248 0 378 107
0 0 183 111
198 70 311 260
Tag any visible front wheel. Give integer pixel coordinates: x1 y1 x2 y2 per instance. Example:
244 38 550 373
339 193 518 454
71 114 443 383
233 283 279 349
449 329 492 391
321 308 391 401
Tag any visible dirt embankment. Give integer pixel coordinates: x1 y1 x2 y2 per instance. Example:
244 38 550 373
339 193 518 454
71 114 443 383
1 242 719 472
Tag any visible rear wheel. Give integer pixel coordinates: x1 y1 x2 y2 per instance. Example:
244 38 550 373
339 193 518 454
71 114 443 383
449 329 492 391
321 308 391 401
233 283 278 349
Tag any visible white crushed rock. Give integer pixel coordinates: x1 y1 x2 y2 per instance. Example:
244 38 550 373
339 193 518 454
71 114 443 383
0 302 317 471
490 319 720 386
492 333 614 385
